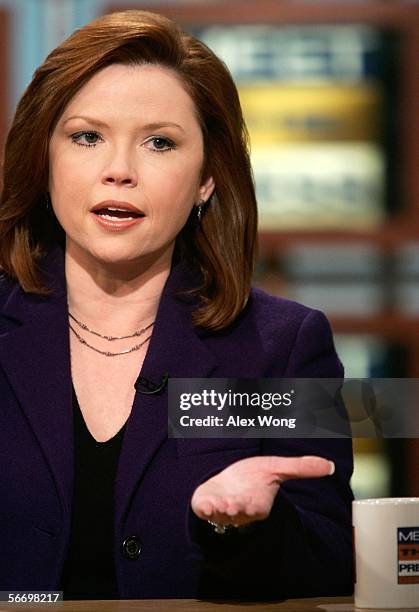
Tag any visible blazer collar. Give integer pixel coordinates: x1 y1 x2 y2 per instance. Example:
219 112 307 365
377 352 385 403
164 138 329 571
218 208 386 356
0 244 217 529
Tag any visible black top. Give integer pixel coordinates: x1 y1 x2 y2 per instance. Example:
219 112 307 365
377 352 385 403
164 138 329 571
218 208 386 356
60 385 126 600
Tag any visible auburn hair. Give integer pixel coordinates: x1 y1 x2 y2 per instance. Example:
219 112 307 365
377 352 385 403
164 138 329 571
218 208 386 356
0 10 257 330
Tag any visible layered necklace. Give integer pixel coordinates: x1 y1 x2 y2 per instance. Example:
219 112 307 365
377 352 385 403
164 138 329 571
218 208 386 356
68 311 154 357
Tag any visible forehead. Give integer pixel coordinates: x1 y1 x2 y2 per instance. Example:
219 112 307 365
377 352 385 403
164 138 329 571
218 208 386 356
60 63 199 125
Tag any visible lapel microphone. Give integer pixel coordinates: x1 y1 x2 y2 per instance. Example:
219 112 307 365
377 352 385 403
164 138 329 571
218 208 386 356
135 372 169 395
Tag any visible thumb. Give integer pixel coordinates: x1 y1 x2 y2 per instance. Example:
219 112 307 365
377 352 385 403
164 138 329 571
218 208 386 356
266 455 335 482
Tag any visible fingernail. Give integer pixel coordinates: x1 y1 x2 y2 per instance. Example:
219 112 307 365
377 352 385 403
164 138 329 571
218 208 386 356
328 461 335 475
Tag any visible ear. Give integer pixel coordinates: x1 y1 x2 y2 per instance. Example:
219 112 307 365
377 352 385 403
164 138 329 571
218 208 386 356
196 175 215 204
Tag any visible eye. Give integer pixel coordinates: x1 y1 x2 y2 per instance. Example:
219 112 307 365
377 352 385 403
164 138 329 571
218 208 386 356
145 136 176 153
71 131 103 147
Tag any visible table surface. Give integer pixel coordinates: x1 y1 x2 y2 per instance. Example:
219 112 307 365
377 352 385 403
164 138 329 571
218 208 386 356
0 597 357 612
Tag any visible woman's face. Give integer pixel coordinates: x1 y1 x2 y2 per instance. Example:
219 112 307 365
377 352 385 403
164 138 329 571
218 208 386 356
48 63 214 272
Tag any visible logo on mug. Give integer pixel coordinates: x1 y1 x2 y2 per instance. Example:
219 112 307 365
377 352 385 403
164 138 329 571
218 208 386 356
398 527 419 584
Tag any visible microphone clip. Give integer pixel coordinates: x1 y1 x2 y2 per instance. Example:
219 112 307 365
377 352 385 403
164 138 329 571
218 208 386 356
135 372 169 395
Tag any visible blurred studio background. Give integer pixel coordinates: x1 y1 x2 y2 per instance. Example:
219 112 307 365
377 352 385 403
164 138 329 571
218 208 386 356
0 0 418 498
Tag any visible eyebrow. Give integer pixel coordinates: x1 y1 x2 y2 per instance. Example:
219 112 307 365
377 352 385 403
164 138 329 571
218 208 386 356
62 115 185 133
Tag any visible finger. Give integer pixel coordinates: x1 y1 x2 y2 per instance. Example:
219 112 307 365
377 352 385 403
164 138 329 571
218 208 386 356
192 493 221 518
191 500 213 520
200 500 214 516
227 495 271 523
207 511 253 527
195 494 229 516
266 455 335 482
206 497 254 522
225 502 241 517
202 495 253 523
224 495 247 516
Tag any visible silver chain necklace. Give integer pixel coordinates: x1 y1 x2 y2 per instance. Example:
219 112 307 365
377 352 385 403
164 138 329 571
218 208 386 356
68 311 155 357
69 324 152 357
69 311 154 341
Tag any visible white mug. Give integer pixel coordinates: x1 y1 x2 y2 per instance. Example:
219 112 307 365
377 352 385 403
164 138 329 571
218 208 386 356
353 498 419 609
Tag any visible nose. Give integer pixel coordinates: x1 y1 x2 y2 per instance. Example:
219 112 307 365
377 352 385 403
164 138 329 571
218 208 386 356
101 148 138 188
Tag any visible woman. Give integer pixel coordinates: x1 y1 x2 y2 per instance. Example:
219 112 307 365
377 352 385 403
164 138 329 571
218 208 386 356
0 10 353 600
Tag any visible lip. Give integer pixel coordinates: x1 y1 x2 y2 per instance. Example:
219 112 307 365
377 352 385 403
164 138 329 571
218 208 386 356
92 214 144 232
91 200 145 215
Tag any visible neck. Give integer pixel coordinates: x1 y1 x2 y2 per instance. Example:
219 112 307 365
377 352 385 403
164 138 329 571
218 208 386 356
65 244 171 332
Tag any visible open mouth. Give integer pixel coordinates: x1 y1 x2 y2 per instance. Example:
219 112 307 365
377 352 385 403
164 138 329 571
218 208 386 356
93 207 145 221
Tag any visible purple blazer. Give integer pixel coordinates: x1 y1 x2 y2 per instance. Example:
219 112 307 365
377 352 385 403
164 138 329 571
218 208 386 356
0 245 353 599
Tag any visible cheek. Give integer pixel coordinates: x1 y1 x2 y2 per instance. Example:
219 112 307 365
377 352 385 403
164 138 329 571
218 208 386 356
49 153 93 202
145 179 196 232
144 158 202 209
143 173 196 242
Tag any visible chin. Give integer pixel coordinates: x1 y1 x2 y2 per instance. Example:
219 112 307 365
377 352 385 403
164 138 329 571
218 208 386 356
96 253 141 266
69 237 167 270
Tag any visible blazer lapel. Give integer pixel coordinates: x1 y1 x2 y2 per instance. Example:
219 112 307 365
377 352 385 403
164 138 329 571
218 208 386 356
0 247 73 522
115 264 217 528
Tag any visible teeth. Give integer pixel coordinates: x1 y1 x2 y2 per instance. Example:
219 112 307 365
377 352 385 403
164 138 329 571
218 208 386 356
101 214 136 221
